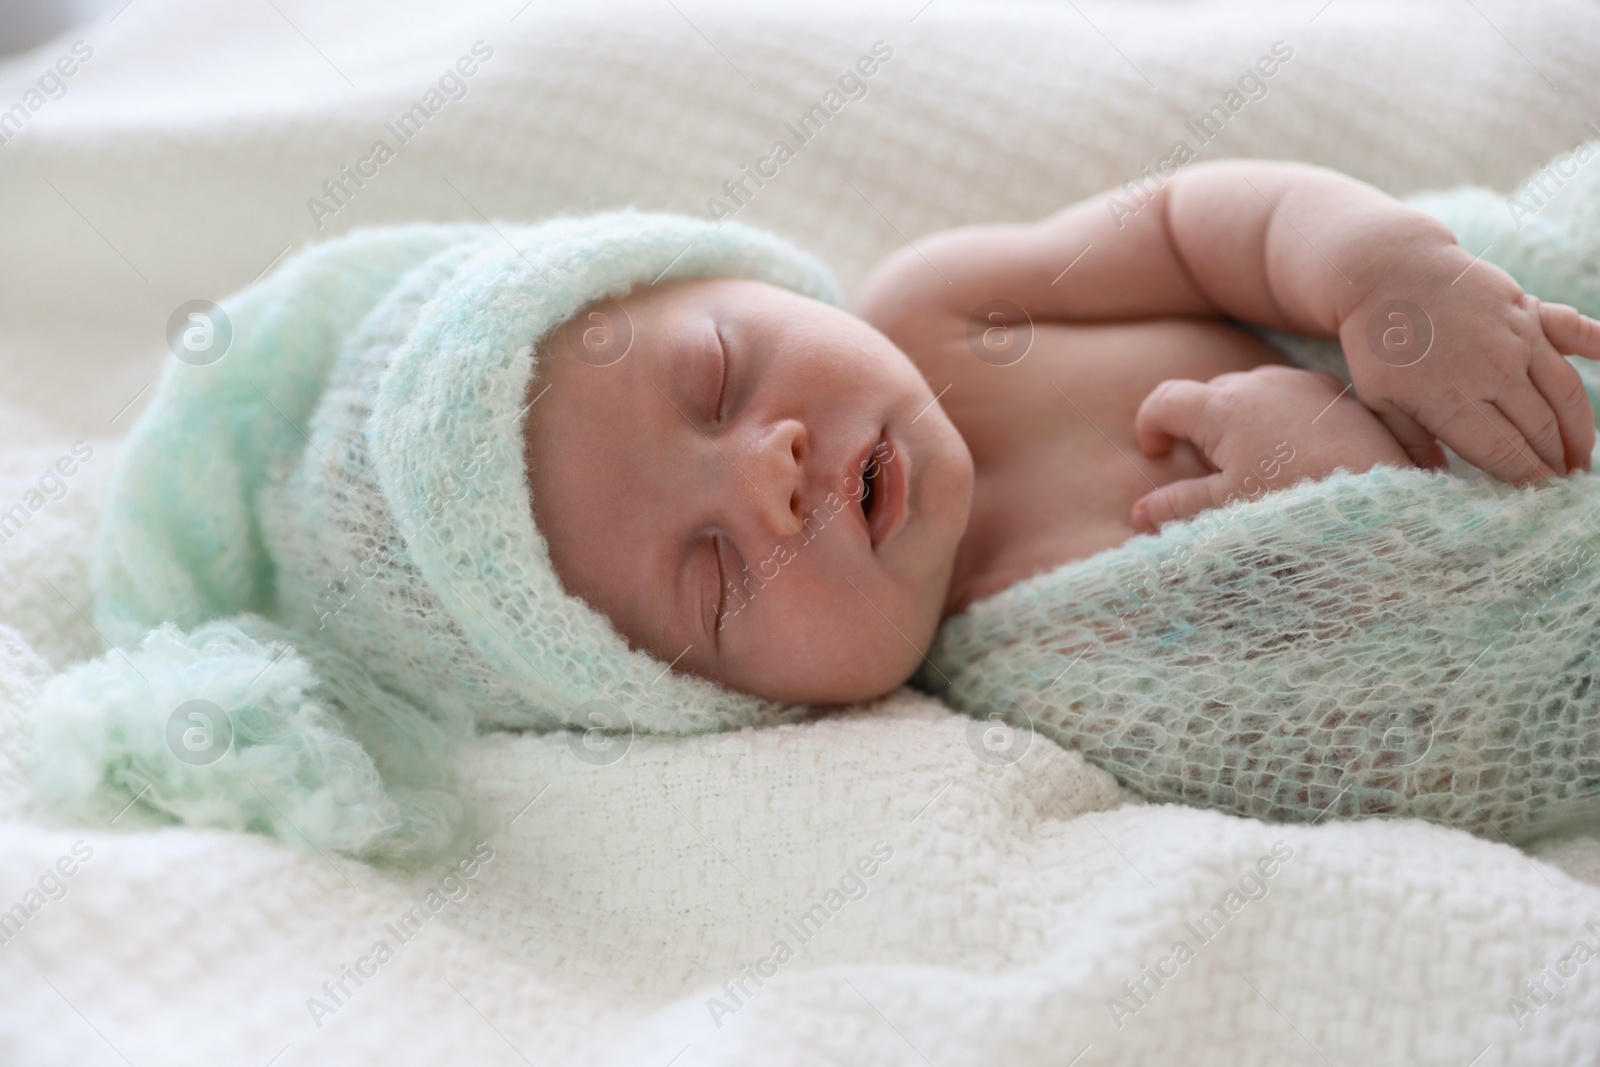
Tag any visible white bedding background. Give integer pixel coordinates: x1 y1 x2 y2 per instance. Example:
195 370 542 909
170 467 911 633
4 1 1600 1063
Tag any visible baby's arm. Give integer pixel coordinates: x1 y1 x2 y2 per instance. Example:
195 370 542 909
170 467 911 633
855 159 1600 483
1129 364 1412 532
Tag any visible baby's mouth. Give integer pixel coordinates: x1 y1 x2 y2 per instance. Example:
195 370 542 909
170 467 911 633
845 430 906 550
862 432 908 550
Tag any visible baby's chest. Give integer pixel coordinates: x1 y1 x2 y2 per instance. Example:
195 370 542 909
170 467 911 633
929 316 1290 593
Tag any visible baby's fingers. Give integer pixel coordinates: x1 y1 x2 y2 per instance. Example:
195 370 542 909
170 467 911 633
1533 301 1599 470
1134 379 1214 459
1435 388 1558 485
1540 302 1600 361
1493 371 1569 475
1130 473 1228 533
1528 347 1594 472
1373 407 1449 471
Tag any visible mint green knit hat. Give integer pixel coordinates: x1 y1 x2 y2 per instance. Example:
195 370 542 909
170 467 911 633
28 212 844 863
97 211 845 734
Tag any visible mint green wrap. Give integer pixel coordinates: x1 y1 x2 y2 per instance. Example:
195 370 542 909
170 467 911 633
921 144 1600 844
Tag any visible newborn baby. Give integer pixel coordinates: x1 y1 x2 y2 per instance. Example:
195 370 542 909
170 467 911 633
524 158 1600 707
50 157 1600 862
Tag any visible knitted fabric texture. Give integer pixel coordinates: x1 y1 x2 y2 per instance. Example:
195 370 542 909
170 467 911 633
921 144 1600 844
28 211 842 864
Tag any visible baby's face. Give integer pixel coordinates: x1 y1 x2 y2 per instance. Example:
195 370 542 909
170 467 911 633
522 277 974 704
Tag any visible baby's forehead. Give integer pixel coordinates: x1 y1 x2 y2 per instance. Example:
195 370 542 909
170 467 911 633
538 277 712 360
540 276 788 378
615 275 799 321
533 276 839 401
614 275 726 315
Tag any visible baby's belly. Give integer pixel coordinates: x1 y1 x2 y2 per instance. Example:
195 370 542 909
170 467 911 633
953 317 1292 603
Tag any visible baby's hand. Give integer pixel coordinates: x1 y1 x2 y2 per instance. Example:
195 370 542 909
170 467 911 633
1340 248 1600 484
1130 365 1412 532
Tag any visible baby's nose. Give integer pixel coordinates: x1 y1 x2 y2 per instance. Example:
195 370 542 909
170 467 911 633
749 418 808 537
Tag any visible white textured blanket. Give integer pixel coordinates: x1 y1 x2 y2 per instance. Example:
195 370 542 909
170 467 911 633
5 1 1600 1064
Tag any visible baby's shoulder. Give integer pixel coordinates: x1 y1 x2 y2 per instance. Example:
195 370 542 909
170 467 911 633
850 241 1005 401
